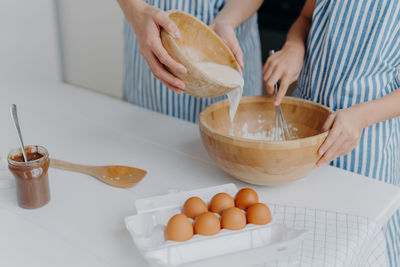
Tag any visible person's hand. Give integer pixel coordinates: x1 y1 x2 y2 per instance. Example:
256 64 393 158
209 20 244 68
119 1 187 93
263 42 304 105
317 106 367 166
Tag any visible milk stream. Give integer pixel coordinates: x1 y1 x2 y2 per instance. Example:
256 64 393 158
195 62 244 136
227 87 243 135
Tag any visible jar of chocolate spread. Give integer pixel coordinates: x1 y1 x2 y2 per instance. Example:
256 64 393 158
7 145 50 209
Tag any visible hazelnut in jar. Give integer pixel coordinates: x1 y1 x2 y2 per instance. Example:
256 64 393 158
8 145 50 209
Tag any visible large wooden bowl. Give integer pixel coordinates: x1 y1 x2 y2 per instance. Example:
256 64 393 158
161 10 241 98
199 96 333 185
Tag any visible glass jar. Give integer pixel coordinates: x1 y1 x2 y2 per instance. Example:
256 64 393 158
8 145 50 209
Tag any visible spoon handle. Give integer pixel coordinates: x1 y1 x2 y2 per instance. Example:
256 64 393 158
50 158 92 174
10 104 28 162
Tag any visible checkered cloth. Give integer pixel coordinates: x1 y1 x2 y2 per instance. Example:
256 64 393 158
259 204 388 267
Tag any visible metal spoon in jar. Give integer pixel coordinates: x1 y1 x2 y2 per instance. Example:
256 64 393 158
10 104 28 162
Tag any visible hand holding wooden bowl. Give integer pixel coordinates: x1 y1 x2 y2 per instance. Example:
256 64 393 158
160 10 241 98
199 96 333 185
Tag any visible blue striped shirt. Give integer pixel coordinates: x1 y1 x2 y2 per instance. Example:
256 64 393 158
294 0 400 265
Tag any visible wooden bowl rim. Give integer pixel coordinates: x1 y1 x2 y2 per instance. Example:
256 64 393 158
163 10 242 87
199 96 333 149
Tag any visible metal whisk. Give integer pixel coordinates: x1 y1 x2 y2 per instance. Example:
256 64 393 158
269 50 291 141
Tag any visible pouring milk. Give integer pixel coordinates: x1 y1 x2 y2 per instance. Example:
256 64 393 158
195 62 244 135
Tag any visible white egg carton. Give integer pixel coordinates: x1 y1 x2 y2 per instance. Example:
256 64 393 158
125 183 306 266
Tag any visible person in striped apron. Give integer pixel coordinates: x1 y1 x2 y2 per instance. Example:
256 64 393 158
264 0 400 265
117 0 263 123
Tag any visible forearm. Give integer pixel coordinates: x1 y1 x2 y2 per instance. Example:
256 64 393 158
117 0 146 21
356 88 400 128
283 16 311 53
282 0 315 52
212 0 263 28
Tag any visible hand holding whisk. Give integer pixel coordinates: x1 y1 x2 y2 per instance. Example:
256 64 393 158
269 50 291 141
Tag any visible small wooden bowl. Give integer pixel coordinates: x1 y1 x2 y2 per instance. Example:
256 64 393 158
199 96 333 185
161 10 241 98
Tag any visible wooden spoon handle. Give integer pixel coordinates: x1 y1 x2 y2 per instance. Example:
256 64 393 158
50 158 91 174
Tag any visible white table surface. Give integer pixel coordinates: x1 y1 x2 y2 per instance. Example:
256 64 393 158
1 78 400 267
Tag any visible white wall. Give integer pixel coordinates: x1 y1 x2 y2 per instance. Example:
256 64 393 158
0 0 60 82
56 0 124 99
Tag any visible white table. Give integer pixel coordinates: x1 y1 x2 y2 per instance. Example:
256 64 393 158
1 78 400 267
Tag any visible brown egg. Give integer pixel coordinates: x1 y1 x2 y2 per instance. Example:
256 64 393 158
182 196 208 219
165 214 194 241
246 203 272 225
209 192 235 214
194 212 221 236
221 207 246 230
235 188 259 210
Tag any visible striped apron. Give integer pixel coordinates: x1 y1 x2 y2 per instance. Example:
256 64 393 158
123 0 262 123
295 0 400 265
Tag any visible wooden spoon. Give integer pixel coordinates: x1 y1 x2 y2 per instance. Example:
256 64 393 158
50 159 147 188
